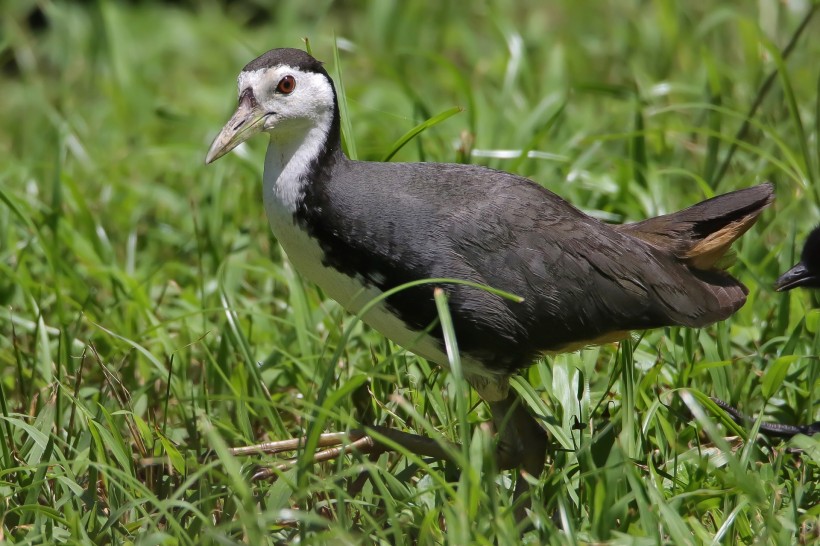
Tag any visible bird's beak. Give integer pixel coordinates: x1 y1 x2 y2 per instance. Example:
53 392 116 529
205 89 268 164
774 262 818 291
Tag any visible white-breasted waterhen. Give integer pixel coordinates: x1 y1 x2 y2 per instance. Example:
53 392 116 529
776 226 820 291
205 48 775 507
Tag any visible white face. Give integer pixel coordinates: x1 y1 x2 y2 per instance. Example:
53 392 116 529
237 65 335 136
205 58 338 168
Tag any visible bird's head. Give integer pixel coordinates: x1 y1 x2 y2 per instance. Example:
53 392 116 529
205 48 338 164
775 225 820 291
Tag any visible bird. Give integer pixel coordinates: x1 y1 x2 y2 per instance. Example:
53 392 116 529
707 224 820 442
775 225 820 291
704 228 820 440
205 47 774 509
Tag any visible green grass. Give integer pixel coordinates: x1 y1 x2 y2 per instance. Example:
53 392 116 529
1 0 819 543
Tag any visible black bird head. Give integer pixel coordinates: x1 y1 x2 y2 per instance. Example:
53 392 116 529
775 226 820 291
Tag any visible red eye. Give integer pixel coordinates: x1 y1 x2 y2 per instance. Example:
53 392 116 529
277 75 296 94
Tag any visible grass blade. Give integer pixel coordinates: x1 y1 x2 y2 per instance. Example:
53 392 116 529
382 106 463 162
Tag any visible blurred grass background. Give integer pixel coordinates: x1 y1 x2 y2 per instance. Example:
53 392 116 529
1 0 819 543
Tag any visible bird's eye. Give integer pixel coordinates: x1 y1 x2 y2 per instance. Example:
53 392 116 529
276 75 296 94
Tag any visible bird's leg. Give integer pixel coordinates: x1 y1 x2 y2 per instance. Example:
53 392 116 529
488 391 548 518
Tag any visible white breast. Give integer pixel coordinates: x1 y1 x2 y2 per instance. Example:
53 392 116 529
264 198 455 366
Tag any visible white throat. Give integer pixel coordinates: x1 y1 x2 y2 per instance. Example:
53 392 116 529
263 119 332 212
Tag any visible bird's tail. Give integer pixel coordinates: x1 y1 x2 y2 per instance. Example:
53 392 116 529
616 182 775 271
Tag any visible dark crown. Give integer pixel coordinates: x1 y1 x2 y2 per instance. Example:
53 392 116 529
242 48 327 75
